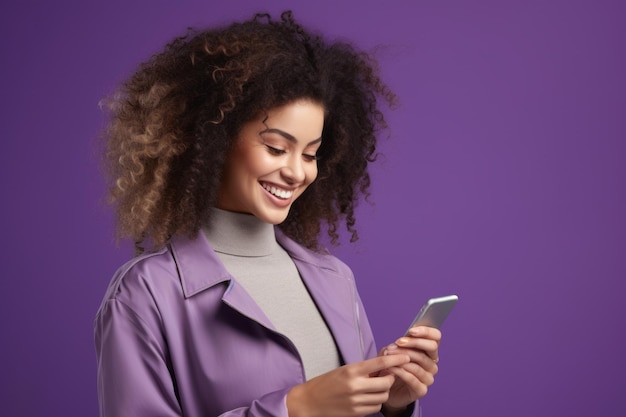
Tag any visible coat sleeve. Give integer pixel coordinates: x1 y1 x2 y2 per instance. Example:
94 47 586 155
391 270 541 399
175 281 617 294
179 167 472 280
95 298 183 417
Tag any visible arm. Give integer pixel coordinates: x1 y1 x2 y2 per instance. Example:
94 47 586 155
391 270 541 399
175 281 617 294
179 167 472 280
95 299 182 417
95 299 295 417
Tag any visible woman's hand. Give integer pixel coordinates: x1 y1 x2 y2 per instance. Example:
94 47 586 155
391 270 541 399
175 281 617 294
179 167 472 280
380 326 442 415
286 354 411 417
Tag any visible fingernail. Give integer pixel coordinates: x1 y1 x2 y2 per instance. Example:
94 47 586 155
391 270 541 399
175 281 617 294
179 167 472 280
396 337 409 345
386 344 398 352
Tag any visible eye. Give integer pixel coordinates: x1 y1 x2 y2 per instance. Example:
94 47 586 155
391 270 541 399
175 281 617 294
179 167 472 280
265 145 286 155
303 153 319 162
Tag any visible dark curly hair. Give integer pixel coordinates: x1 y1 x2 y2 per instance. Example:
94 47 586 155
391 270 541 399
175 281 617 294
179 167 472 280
102 11 396 253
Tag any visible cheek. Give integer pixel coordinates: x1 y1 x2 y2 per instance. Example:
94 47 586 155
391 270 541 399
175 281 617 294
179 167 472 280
305 164 319 184
239 150 268 178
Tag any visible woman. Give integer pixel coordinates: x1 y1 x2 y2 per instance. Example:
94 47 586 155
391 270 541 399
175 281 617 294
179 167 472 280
95 11 441 417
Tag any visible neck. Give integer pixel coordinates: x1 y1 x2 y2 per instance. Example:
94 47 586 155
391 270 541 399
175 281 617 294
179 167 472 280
203 208 278 257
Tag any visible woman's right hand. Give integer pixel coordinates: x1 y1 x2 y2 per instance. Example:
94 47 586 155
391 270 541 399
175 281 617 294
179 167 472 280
286 354 410 417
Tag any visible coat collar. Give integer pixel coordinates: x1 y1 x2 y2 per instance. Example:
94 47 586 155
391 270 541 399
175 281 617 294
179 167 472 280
169 229 364 364
169 229 338 298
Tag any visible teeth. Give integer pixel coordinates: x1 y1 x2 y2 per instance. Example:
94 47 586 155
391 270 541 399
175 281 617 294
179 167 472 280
262 183 293 199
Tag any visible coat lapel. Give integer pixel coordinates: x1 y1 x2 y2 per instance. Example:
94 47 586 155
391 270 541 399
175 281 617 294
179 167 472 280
170 232 276 332
277 232 365 365
171 230 365 364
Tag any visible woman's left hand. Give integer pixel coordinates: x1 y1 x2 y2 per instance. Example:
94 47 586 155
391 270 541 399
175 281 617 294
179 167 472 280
379 326 442 415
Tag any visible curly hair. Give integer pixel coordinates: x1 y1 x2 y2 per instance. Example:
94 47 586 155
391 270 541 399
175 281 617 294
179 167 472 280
102 11 396 253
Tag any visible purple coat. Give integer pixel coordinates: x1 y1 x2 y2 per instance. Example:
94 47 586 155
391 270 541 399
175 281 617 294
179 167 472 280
95 230 416 417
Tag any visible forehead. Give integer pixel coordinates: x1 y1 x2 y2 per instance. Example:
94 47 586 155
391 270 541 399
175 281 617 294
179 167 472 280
260 100 325 140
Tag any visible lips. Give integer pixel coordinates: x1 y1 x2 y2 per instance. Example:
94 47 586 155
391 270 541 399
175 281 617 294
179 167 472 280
261 182 294 200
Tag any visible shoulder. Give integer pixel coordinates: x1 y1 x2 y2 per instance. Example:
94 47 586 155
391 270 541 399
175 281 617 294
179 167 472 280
93 245 180 346
97 232 229 317
101 245 178 303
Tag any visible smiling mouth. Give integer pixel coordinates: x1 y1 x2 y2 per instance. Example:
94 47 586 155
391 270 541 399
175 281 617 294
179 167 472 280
261 182 294 200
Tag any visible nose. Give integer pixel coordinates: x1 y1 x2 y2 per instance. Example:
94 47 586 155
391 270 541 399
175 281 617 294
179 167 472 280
281 155 306 185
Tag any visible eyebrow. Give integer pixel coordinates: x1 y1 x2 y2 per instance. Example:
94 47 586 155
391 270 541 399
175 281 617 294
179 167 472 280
260 128 322 146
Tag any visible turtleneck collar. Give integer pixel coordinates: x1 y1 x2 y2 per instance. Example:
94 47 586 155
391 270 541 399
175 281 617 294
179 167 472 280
202 208 278 257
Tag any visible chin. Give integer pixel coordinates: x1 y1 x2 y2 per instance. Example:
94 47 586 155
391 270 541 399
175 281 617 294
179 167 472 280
255 208 291 225
261 214 289 225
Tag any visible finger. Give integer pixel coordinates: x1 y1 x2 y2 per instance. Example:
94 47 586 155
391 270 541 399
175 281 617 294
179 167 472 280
386 366 430 399
407 326 442 342
394 337 440 362
394 337 439 352
389 361 436 390
387 346 439 373
395 361 436 386
348 371 395 395
354 391 393 406
357 354 411 376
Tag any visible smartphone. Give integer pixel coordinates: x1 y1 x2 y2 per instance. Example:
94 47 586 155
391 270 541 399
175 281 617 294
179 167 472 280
406 295 458 333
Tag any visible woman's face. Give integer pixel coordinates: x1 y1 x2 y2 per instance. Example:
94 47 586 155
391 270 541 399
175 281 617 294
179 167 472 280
217 99 324 224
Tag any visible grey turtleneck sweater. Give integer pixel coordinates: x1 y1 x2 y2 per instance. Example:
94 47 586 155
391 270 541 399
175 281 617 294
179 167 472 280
203 208 341 380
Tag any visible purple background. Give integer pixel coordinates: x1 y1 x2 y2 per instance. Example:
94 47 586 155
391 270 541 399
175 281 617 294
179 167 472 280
1 0 624 416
